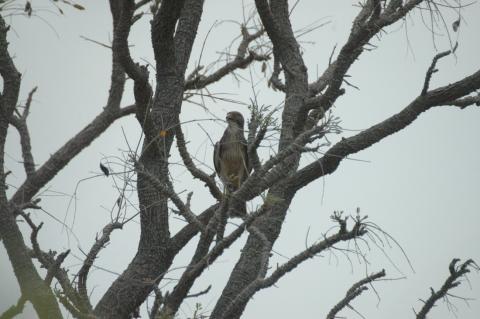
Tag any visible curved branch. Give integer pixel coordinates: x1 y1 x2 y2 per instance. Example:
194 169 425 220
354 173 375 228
415 259 478 319
220 213 368 319
0 296 27 319
0 15 63 319
175 125 222 201
9 116 35 177
304 0 423 130
291 67 480 190
184 28 267 90
10 105 135 206
77 222 123 311
327 270 386 319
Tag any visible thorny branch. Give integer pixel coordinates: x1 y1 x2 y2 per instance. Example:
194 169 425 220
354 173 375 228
77 222 123 310
326 269 386 319
135 161 206 233
175 125 222 201
19 211 87 313
185 27 268 90
220 212 369 319
291 64 480 190
159 203 269 317
0 296 27 319
422 42 458 95
2 1 480 319
415 259 479 319
9 86 38 177
303 0 424 131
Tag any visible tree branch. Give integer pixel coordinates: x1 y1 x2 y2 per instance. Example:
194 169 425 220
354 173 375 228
326 269 386 319
304 0 423 130
0 14 63 319
9 105 134 207
422 42 458 95
291 67 480 190
415 259 478 319
9 0 134 206
135 163 206 233
184 27 268 90
220 212 369 319
168 203 218 256
161 203 268 317
22 211 88 314
0 296 27 319
151 0 184 75
175 125 222 201
438 93 480 109
268 49 286 92
77 222 123 311
9 87 38 177
111 0 153 132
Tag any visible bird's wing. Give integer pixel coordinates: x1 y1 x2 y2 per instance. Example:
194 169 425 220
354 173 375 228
240 135 251 174
213 141 222 175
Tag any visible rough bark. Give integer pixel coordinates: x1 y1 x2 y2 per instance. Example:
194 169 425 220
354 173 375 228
0 15 63 319
94 1 205 317
3 1 479 319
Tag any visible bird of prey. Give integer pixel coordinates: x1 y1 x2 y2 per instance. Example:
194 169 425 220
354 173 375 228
214 111 251 215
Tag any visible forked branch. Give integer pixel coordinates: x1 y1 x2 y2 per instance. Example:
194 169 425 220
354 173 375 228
326 269 386 319
77 222 123 310
175 125 222 201
9 86 38 177
220 212 369 319
185 27 268 90
415 259 478 319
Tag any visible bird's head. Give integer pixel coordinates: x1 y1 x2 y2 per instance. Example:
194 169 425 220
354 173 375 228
226 111 245 128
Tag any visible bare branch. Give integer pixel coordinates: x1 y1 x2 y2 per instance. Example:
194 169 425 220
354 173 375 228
0 296 27 319
185 28 268 90
151 0 184 74
20 210 87 314
438 93 480 109
304 0 423 130
161 203 268 317
422 42 458 95
326 269 386 319
415 259 478 319
234 121 331 203
45 249 70 286
9 87 38 177
185 284 212 299
77 222 123 310
175 125 222 201
9 1 135 206
135 162 206 233
0 17 21 113
9 117 35 177
149 288 164 319
292 67 480 190
10 104 135 207
56 293 93 319
168 204 218 255
110 0 153 131
135 0 151 10
220 213 369 319
268 50 286 92
21 86 37 120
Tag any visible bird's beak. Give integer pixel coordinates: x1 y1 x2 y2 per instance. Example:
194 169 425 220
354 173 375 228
226 113 233 121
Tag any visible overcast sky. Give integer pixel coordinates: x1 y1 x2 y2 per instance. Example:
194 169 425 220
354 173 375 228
1 1 480 318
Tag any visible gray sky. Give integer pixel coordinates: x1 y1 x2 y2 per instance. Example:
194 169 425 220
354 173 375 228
1 1 480 318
